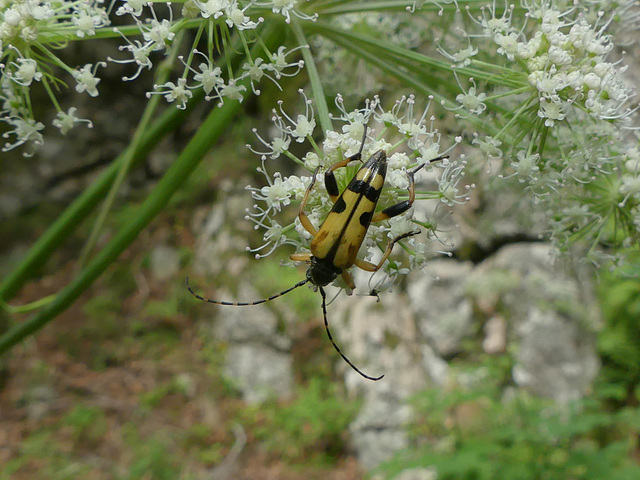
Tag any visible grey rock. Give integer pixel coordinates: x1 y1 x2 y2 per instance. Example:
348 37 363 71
223 343 293 405
209 285 294 404
330 278 448 470
512 306 600 403
349 387 414 470
407 259 475 357
469 243 600 402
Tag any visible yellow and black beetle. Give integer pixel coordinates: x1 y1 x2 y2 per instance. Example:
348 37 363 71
188 127 447 380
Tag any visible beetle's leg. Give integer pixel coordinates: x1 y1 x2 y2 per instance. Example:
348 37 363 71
297 167 320 237
340 270 356 291
353 230 420 272
290 252 313 262
324 126 369 203
371 155 448 223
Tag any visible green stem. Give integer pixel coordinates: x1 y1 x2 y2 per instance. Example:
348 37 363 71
77 31 185 268
0 94 244 356
290 17 332 134
0 95 198 304
315 0 459 14
1 294 57 315
307 20 525 89
0 24 285 352
0 25 284 306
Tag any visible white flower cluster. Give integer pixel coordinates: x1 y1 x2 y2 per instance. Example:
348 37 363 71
245 93 466 290
1 0 316 156
459 2 635 127
112 1 311 109
440 1 639 260
0 0 108 155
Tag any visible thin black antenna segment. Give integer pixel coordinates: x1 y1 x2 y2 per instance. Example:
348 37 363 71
319 287 384 381
356 124 368 160
186 277 310 306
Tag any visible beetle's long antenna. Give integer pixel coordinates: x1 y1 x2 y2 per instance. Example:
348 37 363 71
410 154 449 176
357 124 368 159
319 286 384 381
186 277 309 306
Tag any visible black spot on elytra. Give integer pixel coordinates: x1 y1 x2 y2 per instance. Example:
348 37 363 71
359 210 373 227
333 197 347 213
350 180 380 202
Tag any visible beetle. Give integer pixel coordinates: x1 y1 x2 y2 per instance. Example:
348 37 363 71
188 127 447 381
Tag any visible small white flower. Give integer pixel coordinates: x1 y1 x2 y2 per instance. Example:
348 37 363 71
73 63 105 97
388 215 415 239
73 8 105 37
267 46 305 79
248 126 291 160
4 7 22 27
620 174 640 207
219 79 247 103
547 45 572 65
194 0 229 19
225 2 261 30
52 107 93 135
583 72 601 90
322 130 343 156
388 152 411 170
143 18 175 49
284 175 309 200
195 62 225 97
517 31 542 59
259 175 292 211
537 97 567 126
109 37 153 81
456 85 487 115
291 114 315 141
438 42 478 68
511 151 540 182
409 241 431 270
116 0 147 17
11 58 42 86
268 0 298 23
438 161 469 206
303 151 320 169
270 135 291 158
2 116 45 157
472 135 503 160
388 169 410 190
477 2 514 36
243 58 266 83
624 148 640 174
152 78 193 109
417 143 442 165
494 32 520 60
561 204 590 222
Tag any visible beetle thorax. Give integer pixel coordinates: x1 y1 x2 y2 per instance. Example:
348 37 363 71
306 256 340 287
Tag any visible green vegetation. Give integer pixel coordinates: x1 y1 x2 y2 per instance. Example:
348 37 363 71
62 404 108 447
238 377 361 464
597 254 640 405
377 372 640 480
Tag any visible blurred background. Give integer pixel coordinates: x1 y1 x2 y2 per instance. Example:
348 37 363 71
1 2 640 479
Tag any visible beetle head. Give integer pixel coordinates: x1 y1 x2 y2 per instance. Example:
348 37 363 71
306 256 339 287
